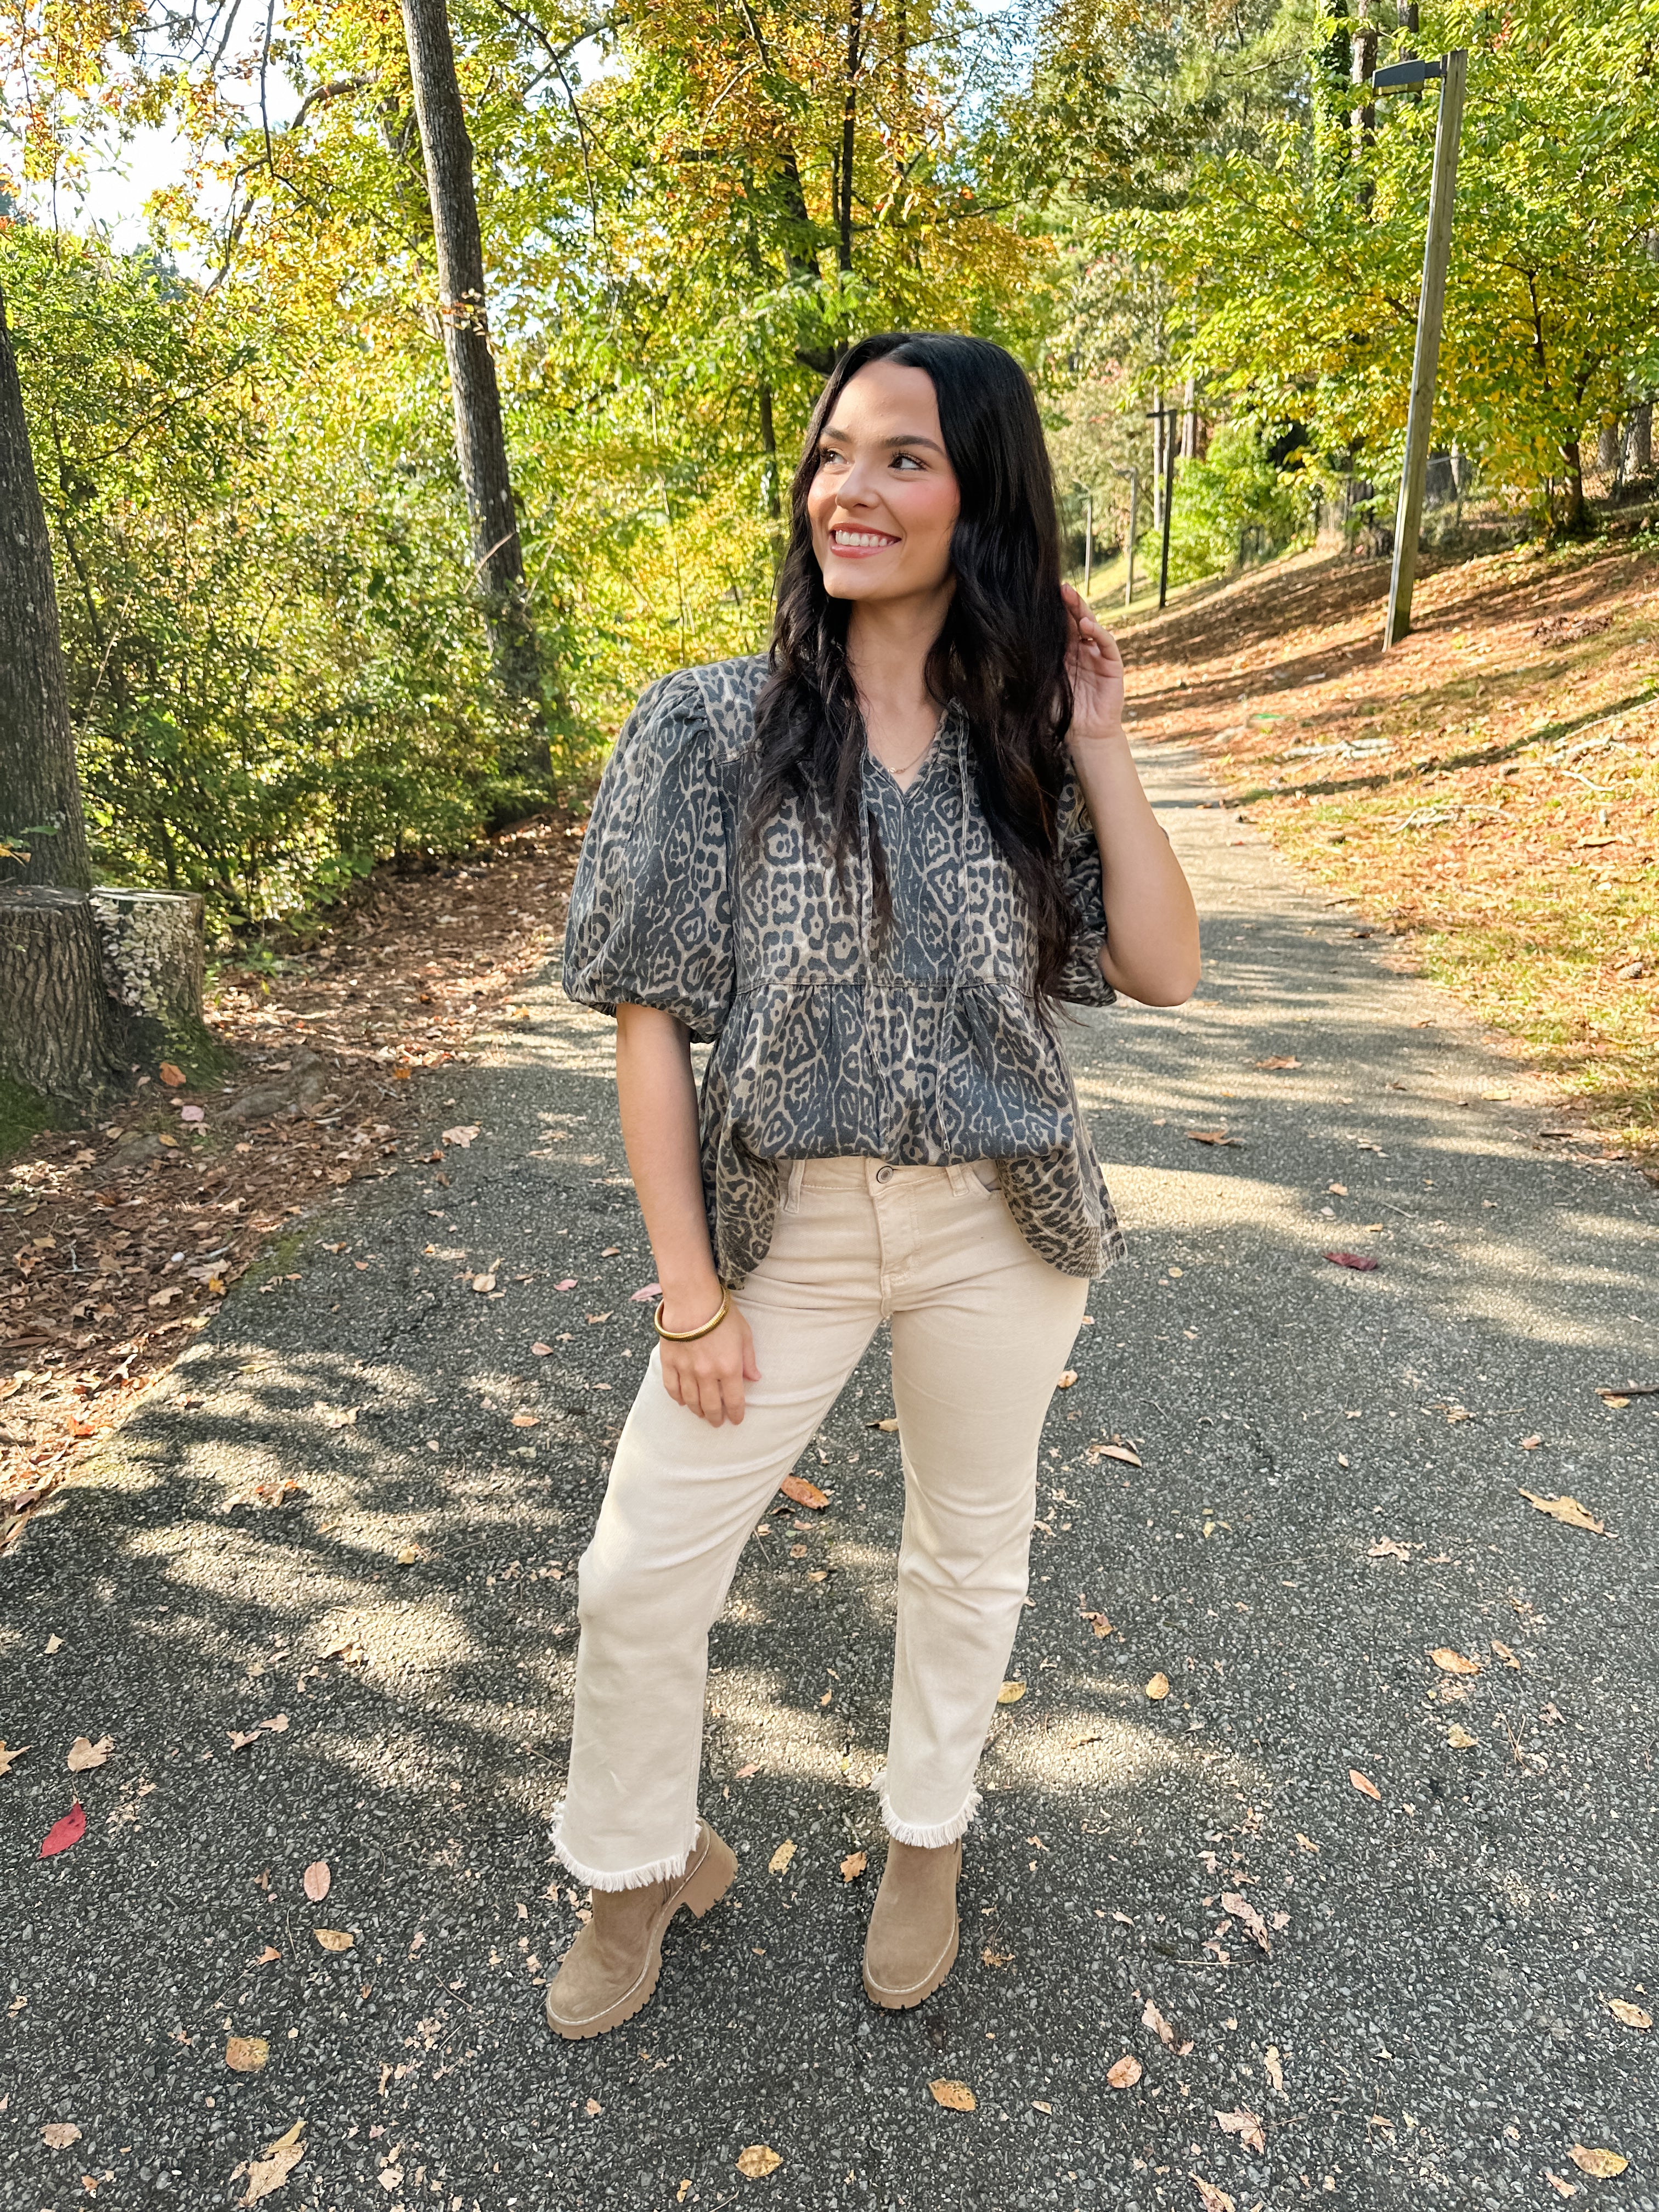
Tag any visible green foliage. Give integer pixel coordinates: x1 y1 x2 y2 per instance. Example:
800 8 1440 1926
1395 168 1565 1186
1168 425 1311 585
2 219 525 930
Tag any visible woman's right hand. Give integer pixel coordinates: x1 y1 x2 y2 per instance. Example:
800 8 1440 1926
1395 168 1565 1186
658 1296 760 1427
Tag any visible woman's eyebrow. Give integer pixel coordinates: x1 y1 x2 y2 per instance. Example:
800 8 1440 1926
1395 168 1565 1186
820 423 946 456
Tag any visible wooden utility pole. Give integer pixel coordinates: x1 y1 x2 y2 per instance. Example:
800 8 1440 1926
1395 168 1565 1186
1082 490 1093 597
1383 48 1468 648
1124 468 1139 608
400 0 548 765
1156 408 1178 610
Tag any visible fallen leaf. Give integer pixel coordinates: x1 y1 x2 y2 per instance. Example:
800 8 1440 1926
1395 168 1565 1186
928 2079 977 2112
778 1475 829 1509
312 1928 354 1952
630 1283 662 1302
511 1412 539 1427
735 1763 760 1779
1348 1769 1381 1802
1221 1891 1271 1955
1327 1182 1348 1195
1081 1611 1113 1638
532 1342 554 1356
396 1545 420 1565
1368 1536 1412 1560
1056 1369 1078 1389
872 1415 900 1431
1214 2106 1266 2153
42 2123 83 2149
555 1278 577 1291
1106 2055 1142 2089
1295 1833 1319 1854
1598 1395 1630 1410
1491 1639 1521 1669
238 2119 305 2205
1545 2175 1580 2200
41 1802 86 1857
1142 1998 1178 2049
996 1680 1027 1704
1519 1489 1607 1534
1324 1250 1379 1271
1520 1434 1543 1450
225 2036 269 2074
1431 1647 1481 1677
737 2145 783 2177
441 1125 479 1148
768 1839 795 1876
227 1730 262 1750
1190 2177 1236 2212
1569 2147 1628 2179
1256 1055 1300 1069
584 2100 602 2117
1263 2046 1285 2096
65 1736 112 1773
0 1741 30 1775
1446 1724 1477 1749
840 1851 867 1883
255 1946 280 1965
1187 1130 1243 1147
159 1063 185 1088
1146 1673 1170 1701
303 1861 330 1903
1608 1999 1652 2030
470 1273 498 1294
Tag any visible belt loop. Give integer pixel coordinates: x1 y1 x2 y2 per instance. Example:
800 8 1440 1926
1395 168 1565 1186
782 1158 806 1213
945 1161 972 1197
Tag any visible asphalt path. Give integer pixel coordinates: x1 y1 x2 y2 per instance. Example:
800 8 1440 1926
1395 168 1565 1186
3 745 1655 2212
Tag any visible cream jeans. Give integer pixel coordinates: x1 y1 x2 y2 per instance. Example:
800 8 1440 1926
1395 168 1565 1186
552 1156 1088 1889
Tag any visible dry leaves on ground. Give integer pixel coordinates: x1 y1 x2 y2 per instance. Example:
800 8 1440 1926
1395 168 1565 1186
996 1680 1026 1704
1091 1440 1142 1468
1142 1999 1192 2054
1214 2107 1266 2153
1348 1769 1382 1802
839 1852 867 1883
1187 1130 1243 1147
1607 1998 1652 2030
41 2124 82 2149
778 1475 830 1509
1570 2146 1629 2178
40 1802 86 1856
65 1735 112 1771
302 1861 330 1903
225 2037 268 2074
1431 1647 1482 1677
1447 1724 1478 1749
1106 2055 1143 2089
928 2080 977 2112
1520 1489 1609 1534
1146 1673 1171 1701
1324 1251 1379 1272
1 817 578 1553
1190 2177 1236 2212
1221 1891 1271 1955
312 1928 353 1953
767 1839 796 1876
736 2145 783 2178
1263 2046 1285 2096
0 1740 29 1774
235 2119 306 2206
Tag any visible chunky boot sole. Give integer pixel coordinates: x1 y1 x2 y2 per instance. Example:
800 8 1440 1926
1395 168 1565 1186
862 1915 960 2011
545 1822 738 2042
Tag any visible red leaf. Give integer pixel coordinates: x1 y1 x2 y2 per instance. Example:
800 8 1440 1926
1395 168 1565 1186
1323 1251 1379 1272
778 1475 830 1510
41 1802 87 1857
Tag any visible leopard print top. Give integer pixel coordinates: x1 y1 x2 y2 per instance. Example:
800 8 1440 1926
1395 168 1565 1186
562 654 1126 1282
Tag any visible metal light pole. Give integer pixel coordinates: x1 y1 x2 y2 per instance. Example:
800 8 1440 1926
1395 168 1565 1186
1156 408 1178 610
1124 467 1139 609
1379 48 1468 648
1083 490 1094 598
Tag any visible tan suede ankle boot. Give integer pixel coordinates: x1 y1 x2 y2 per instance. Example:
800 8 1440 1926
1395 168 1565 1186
545 1820 737 2041
861 1838 962 2010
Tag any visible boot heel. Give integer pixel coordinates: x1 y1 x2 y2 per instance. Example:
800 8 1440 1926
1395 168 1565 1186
681 1826 738 1918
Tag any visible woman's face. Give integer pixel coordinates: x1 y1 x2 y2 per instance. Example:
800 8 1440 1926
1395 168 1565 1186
806 361 961 610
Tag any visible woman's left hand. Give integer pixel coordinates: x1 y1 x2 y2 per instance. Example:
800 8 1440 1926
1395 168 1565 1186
1061 582 1126 751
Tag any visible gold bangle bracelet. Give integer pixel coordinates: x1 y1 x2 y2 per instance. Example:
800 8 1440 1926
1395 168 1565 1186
652 1284 732 1342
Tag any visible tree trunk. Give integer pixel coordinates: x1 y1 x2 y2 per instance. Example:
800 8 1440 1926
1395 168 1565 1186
1628 400 1653 478
0 888 119 1105
838 0 864 276
1556 437 1590 535
399 0 549 773
0 279 91 895
1352 0 1378 192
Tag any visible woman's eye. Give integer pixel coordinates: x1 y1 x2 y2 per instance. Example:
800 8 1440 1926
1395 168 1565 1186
817 446 845 467
891 452 923 470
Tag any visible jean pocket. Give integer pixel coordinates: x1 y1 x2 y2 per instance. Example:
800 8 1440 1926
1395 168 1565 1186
969 1159 1001 1197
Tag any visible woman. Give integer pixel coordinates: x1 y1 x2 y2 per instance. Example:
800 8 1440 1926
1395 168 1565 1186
548 331 1199 2040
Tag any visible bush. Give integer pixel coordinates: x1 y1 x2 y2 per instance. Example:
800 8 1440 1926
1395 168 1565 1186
1168 423 1310 586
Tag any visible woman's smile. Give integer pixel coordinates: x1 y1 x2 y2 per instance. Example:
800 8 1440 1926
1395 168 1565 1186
828 525 901 555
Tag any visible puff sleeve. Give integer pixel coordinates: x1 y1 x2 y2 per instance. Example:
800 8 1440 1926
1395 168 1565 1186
1052 773 1118 1008
561 670 736 1042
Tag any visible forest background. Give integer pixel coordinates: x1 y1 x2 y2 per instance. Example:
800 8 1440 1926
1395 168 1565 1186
3 0 1658 936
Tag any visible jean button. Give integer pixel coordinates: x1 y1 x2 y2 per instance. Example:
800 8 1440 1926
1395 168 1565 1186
874 1164 894 1184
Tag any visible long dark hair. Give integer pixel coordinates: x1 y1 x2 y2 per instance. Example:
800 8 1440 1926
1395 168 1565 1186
748 331 1078 1000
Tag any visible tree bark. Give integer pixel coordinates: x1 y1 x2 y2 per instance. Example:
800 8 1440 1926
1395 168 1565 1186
1628 400 1653 478
838 0 864 276
0 279 91 894
0 888 119 1104
1556 437 1590 535
399 0 549 771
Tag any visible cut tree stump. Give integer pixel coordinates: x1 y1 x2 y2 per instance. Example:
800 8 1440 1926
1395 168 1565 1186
89 887 206 1038
0 885 121 1103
